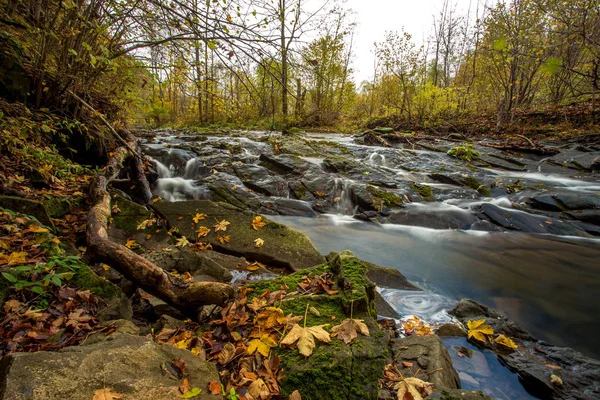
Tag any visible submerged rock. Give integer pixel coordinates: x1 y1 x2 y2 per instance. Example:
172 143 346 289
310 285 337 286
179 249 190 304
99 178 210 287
152 200 325 271
0 334 220 400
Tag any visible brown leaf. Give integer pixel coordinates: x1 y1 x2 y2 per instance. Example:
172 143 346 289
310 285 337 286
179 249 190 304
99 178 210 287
331 318 370 344
248 378 270 400
92 388 124 400
289 390 302 400
218 342 236 364
280 323 330 356
208 381 222 395
213 220 230 232
402 361 413 368
179 378 191 394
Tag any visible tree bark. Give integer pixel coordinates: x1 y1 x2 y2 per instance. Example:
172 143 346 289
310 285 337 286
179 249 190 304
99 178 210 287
86 143 234 311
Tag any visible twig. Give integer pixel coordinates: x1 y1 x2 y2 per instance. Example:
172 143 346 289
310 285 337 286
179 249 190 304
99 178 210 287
515 134 535 148
67 90 138 157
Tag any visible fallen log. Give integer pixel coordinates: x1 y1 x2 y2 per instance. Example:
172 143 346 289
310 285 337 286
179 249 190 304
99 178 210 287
86 142 234 311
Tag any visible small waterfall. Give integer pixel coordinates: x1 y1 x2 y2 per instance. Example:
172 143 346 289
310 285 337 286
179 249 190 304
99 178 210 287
367 152 386 167
152 159 171 178
333 178 355 214
183 157 199 179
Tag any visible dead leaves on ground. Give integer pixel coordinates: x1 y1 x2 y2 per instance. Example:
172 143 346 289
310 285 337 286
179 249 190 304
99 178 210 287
251 216 266 231
214 220 230 232
92 388 123 400
466 319 519 350
280 323 331 357
382 364 435 400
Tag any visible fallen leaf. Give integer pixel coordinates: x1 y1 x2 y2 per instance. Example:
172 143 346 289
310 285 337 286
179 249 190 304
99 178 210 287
550 374 563 386
192 213 207 223
248 378 270 400
280 323 331 356
255 307 287 329
289 390 302 400
402 361 413 368
196 226 210 238
179 387 202 398
218 342 236 364
92 388 124 400
208 381 222 395
179 378 191 394
125 239 137 249
137 218 156 230
254 238 264 248
213 220 230 232
467 319 494 343
28 224 49 233
247 334 278 357
495 334 518 349
7 251 27 265
394 377 434 400
252 216 266 230
176 236 189 248
217 235 230 244
331 318 370 344
545 364 562 370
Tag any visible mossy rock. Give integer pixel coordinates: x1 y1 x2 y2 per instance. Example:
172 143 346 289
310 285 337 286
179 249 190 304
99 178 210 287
247 251 388 399
0 196 54 231
372 127 394 134
42 197 83 218
409 183 434 201
366 185 405 207
152 200 325 271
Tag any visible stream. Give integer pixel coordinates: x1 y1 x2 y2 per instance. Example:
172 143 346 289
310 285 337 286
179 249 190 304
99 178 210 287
140 129 600 399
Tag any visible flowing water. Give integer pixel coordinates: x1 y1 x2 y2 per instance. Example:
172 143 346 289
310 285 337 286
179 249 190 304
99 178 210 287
142 129 600 399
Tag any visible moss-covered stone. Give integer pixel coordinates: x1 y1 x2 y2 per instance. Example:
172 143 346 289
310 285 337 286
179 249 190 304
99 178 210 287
152 200 326 271
247 251 387 400
410 183 434 201
0 196 55 231
459 176 490 196
366 185 404 207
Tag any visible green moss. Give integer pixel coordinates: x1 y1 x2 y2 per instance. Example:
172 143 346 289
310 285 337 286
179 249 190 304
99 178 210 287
365 185 404 207
460 176 490 196
409 184 434 201
247 263 329 298
69 263 120 299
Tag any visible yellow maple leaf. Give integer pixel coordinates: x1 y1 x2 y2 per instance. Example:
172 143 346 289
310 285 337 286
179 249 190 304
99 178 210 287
331 318 370 344
213 220 230 232
196 226 211 238
137 218 156 230
280 323 331 357
394 377 435 400
247 334 278 357
176 236 189 248
255 307 287 329
467 319 494 342
192 213 207 224
217 235 230 244
92 388 123 400
125 239 137 249
254 238 264 248
495 334 518 349
251 216 266 231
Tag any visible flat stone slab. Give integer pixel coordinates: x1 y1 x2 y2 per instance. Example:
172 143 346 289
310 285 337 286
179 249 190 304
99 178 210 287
152 200 326 271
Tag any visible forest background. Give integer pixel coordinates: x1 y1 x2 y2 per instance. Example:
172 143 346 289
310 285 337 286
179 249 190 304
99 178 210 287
1 0 599 141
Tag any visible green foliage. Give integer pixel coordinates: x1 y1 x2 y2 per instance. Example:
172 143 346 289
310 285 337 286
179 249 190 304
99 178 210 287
2 256 83 298
447 143 479 161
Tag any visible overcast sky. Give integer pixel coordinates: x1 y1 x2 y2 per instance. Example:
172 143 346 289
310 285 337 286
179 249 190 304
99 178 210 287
343 0 479 84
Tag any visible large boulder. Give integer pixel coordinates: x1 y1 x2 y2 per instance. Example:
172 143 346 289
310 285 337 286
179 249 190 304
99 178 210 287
0 334 220 400
248 251 388 400
143 248 232 282
152 200 326 271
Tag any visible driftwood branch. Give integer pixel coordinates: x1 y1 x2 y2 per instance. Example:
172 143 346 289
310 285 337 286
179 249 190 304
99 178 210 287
86 143 234 310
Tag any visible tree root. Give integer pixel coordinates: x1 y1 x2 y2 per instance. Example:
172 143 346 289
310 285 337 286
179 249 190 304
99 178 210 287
85 137 234 311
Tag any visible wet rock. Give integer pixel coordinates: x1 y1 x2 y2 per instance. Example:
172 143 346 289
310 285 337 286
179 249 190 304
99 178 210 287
143 248 232 282
0 334 220 400
258 153 313 175
271 198 318 217
547 149 600 171
86 319 140 345
436 324 467 337
0 196 54 230
565 209 600 225
385 205 478 230
363 260 421 291
153 314 185 332
96 293 133 323
478 203 595 237
391 335 461 390
233 164 289 197
527 194 563 211
152 200 326 271
374 292 400 319
551 192 600 210
425 389 493 400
